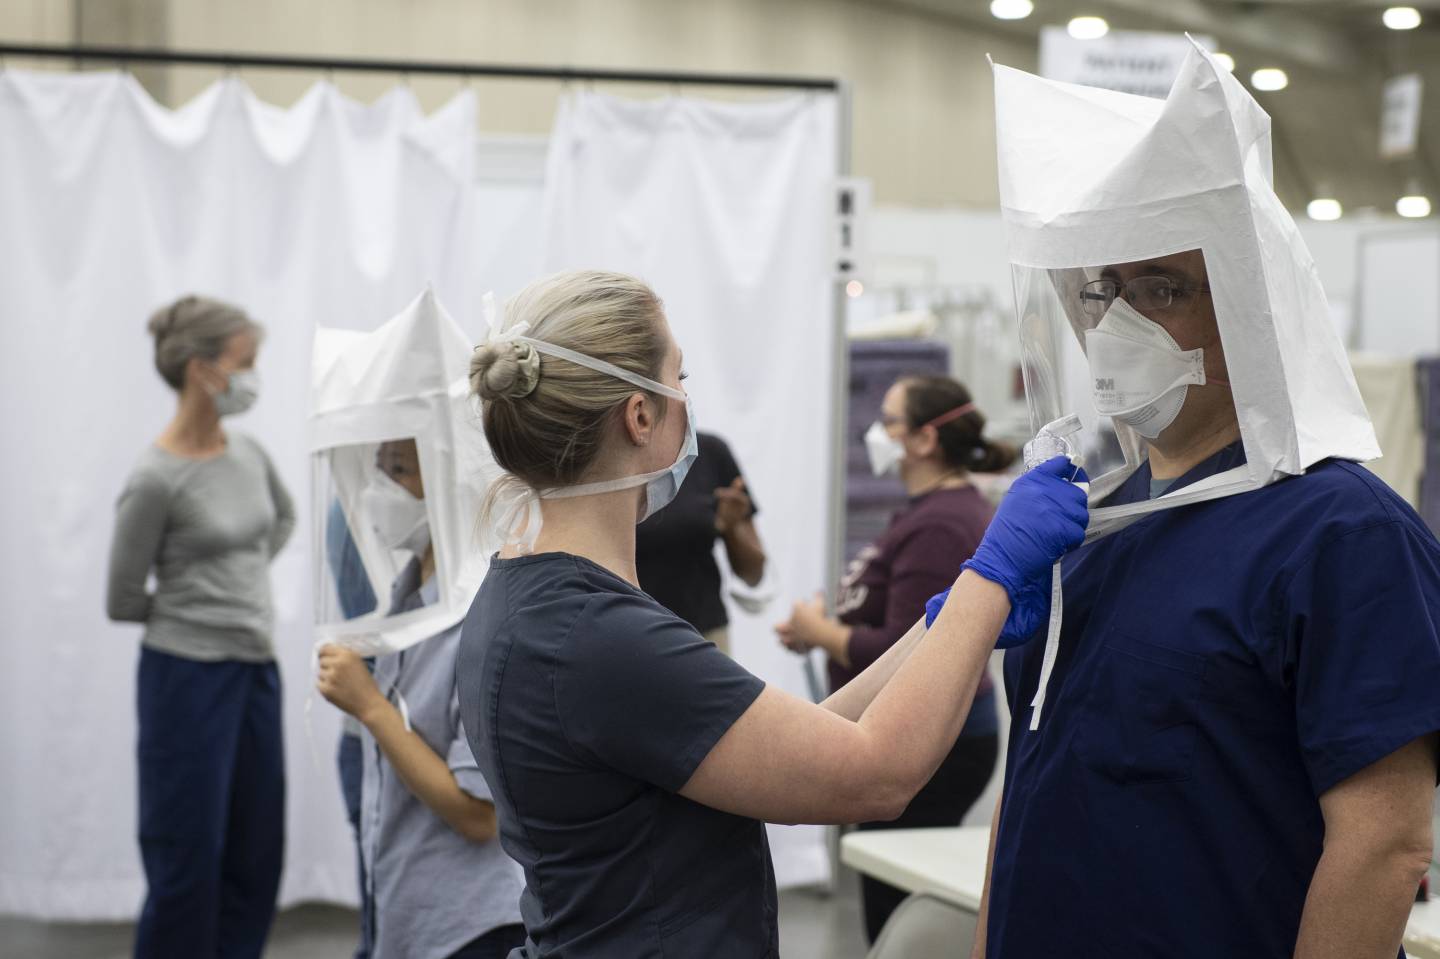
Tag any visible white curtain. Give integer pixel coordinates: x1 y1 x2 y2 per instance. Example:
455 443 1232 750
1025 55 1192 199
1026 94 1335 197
542 91 840 888
0 69 535 920
0 70 838 918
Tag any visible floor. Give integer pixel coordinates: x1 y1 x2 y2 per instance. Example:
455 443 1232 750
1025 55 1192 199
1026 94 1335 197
0 870 870 959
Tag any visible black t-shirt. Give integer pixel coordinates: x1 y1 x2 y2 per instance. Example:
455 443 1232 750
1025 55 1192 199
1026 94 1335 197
457 552 777 958
635 432 757 633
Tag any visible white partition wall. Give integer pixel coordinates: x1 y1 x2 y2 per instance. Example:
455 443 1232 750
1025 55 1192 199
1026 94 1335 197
1357 229 1440 355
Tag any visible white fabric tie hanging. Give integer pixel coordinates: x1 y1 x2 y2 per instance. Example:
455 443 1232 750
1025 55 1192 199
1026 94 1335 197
1022 414 1084 730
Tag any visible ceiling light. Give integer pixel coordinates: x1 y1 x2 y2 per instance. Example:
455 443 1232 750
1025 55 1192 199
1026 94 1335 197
1067 16 1109 40
1307 198 1343 221
1383 7 1422 30
1213 52 1236 73
1250 68 1289 92
990 0 1034 20
1397 195 1432 218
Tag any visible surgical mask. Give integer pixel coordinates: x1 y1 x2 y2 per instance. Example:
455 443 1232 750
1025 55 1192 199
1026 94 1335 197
1084 297 1208 440
517 335 697 523
864 421 905 477
863 401 977 477
213 369 259 418
361 470 431 556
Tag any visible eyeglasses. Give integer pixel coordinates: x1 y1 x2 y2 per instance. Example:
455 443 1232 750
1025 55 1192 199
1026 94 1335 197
1078 275 1210 319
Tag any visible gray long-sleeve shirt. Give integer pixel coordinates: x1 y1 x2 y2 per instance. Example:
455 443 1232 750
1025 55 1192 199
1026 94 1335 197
106 433 295 662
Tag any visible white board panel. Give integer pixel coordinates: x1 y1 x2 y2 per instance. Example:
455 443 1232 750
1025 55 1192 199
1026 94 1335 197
1357 229 1440 355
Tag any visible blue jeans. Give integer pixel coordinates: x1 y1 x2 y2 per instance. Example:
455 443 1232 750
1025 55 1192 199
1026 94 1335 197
337 731 372 959
134 648 284 959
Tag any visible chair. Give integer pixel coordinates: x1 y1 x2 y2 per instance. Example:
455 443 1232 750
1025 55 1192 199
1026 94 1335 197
865 892 979 959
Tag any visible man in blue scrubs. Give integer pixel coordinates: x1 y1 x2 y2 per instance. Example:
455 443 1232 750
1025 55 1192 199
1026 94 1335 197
971 246 1440 958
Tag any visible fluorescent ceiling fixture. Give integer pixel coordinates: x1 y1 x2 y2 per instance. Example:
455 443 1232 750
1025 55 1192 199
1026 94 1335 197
1213 52 1236 73
1383 7 1422 30
846 280 865 298
1306 198 1342 221
1067 16 1109 40
1250 68 1289 91
990 0 1033 19
1397 195 1432 218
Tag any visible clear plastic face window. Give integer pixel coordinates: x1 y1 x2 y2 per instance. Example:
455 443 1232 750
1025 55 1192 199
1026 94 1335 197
312 437 431 627
1011 248 1219 481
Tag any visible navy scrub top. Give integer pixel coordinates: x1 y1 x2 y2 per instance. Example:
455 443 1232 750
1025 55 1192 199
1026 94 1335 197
992 442 1440 958
457 552 776 958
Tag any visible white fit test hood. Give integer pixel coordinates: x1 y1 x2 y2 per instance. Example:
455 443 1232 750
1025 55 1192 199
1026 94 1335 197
995 39 1379 543
309 288 501 655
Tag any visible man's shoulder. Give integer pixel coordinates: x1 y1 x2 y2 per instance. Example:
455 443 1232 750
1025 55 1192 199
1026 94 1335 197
1251 458 1440 563
1274 459 1414 524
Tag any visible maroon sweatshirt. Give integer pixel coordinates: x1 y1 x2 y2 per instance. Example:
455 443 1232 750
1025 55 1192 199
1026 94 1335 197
832 485 996 705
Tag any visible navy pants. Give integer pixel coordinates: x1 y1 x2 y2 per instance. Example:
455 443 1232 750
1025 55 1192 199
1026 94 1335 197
337 731 372 959
134 648 285 959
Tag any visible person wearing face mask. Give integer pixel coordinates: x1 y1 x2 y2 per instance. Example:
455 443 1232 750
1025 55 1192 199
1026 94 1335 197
634 429 766 655
316 438 526 959
775 374 1014 944
456 271 1089 957
949 51 1440 959
953 250 1440 959
105 295 294 959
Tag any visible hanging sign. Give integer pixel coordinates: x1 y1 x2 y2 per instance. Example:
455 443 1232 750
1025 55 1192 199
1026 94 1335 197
1380 73 1423 160
1039 27 1215 99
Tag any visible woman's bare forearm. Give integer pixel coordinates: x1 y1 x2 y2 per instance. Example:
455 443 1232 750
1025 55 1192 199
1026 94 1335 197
819 617 926 721
852 571 1008 803
722 519 766 586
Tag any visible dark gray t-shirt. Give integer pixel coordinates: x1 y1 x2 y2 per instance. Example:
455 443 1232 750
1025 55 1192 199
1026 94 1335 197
457 552 776 958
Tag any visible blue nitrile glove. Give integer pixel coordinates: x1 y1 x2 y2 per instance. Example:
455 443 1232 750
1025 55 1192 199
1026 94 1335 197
924 578 1053 645
925 456 1088 646
924 589 949 629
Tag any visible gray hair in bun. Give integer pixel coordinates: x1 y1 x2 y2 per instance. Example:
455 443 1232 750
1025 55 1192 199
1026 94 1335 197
146 295 262 390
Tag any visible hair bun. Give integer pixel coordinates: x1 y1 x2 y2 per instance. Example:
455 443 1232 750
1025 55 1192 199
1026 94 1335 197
147 296 194 341
471 340 541 401
971 438 1019 474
